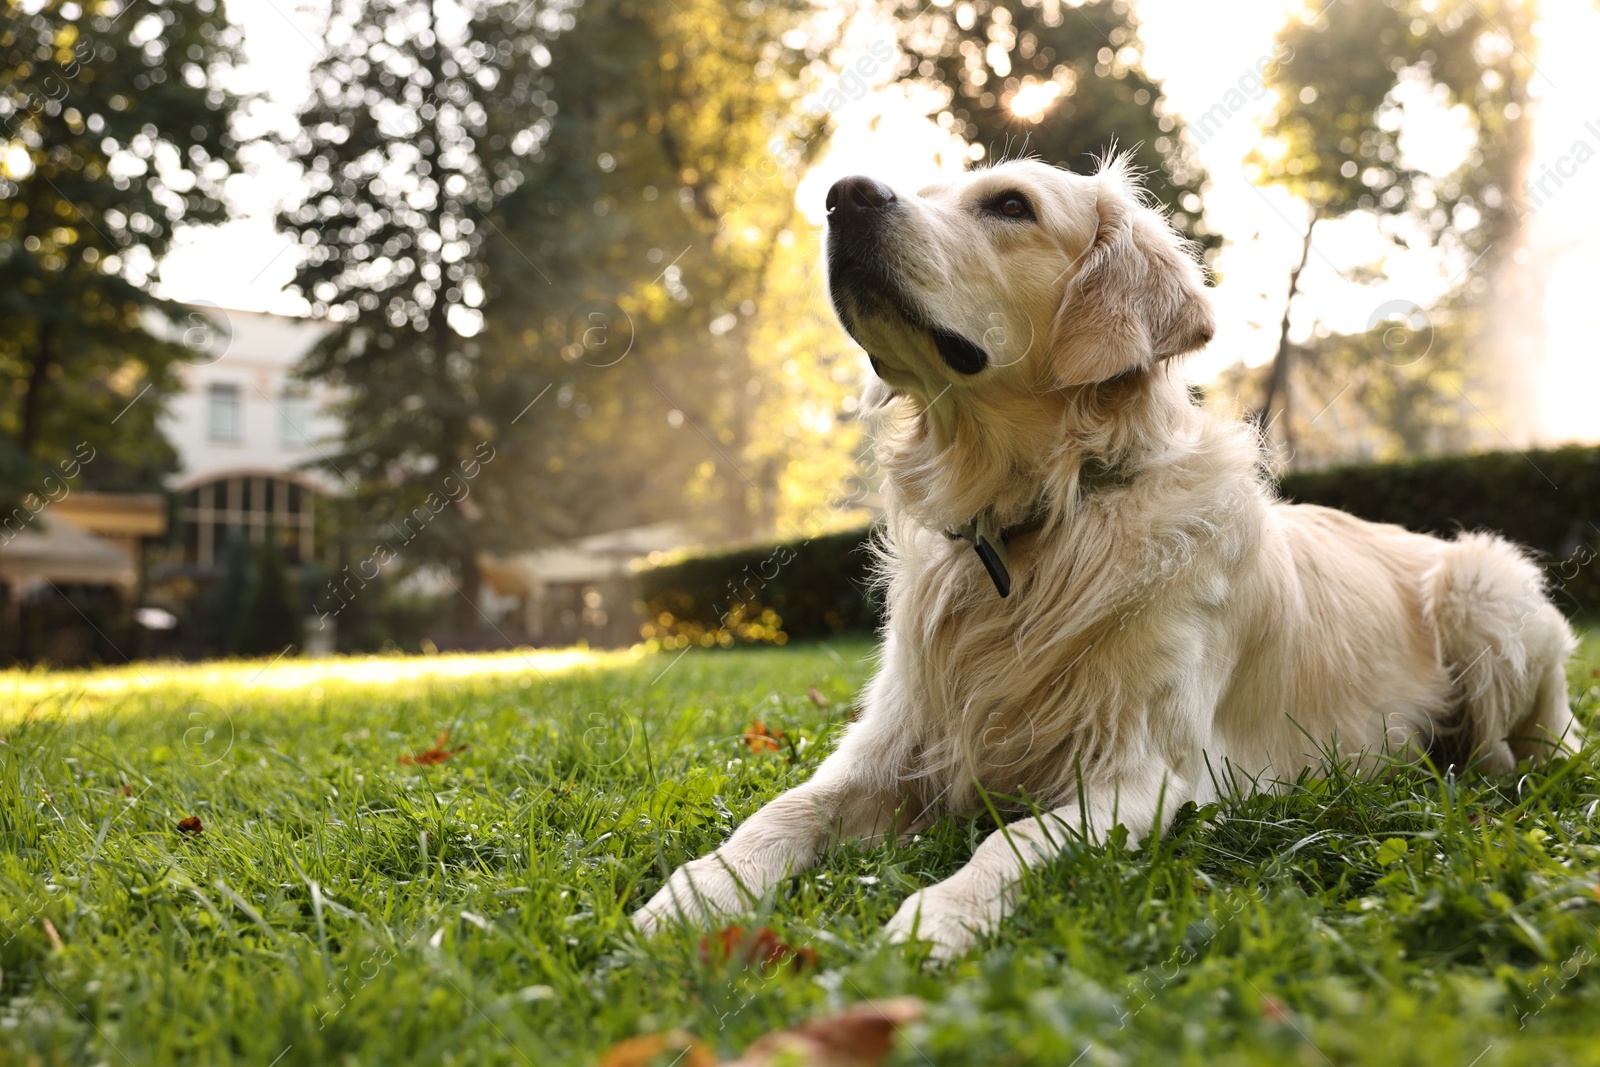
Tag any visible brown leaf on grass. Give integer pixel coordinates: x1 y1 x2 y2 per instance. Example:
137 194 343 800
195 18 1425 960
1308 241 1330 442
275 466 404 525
598 1030 716 1067
806 686 826 706
176 816 203 835
400 729 468 766
1259 993 1291 1023
603 999 924 1067
729 997 926 1067
117 784 134 796
742 721 783 754
698 925 817 973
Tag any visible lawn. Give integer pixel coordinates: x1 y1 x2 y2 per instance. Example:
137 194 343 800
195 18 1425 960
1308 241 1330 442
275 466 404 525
3 631 1600 1066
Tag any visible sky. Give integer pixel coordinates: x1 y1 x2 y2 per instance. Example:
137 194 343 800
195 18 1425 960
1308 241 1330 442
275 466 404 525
156 0 1600 445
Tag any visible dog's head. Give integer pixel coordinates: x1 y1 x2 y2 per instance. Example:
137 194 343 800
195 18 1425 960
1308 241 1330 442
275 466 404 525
825 159 1213 406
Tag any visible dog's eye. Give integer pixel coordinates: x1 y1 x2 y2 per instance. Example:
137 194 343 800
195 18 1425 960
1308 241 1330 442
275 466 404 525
981 191 1036 222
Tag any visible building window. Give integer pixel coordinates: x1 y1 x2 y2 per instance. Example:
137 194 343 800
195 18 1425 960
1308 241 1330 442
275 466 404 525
208 383 242 442
280 385 313 447
179 475 319 568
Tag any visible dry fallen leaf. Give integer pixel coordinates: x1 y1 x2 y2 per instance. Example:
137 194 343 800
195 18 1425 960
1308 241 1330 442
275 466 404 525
400 729 468 766
176 816 203 835
806 686 826 706
742 721 783 754
116 784 134 797
599 999 925 1067
728 997 926 1067
699 925 817 973
598 1030 716 1067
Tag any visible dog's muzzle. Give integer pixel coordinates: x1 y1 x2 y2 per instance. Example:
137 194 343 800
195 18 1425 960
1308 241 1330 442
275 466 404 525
824 176 898 270
824 176 989 377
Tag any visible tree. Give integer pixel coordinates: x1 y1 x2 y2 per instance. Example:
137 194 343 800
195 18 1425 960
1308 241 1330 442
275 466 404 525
278 0 554 628
284 0 839 607
0 0 241 504
1246 0 1537 454
896 0 1218 256
481 0 838 543
211 524 250 652
233 526 299 656
1214 318 1481 468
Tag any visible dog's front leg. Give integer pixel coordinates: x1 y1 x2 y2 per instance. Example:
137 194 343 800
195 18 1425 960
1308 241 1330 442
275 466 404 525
884 765 1181 960
633 719 914 935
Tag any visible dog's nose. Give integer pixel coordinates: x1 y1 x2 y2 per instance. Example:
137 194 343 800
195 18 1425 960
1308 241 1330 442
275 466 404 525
826 176 896 218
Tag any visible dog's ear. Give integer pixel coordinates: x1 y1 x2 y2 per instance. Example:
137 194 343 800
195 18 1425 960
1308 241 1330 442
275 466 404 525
1048 171 1214 387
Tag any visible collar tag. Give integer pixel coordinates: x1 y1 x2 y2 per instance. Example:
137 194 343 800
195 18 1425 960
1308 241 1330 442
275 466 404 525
941 457 1131 600
972 514 1012 598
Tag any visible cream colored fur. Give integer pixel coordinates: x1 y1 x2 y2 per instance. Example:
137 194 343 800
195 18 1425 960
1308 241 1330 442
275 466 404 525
632 159 1579 959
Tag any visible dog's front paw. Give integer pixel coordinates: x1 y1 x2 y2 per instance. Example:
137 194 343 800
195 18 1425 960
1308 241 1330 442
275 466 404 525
883 883 999 962
633 853 752 936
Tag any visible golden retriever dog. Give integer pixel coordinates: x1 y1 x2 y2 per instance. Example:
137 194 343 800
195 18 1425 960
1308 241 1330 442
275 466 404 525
633 159 1579 959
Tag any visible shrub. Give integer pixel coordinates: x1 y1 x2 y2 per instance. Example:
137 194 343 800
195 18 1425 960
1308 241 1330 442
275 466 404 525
1279 445 1600 615
636 528 882 648
233 530 301 656
636 446 1600 645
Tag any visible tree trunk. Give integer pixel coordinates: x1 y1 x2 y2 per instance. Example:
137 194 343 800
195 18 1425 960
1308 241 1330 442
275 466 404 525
454 545 481 632
422 0 481 634
18 321 56 458
1256 208 1320 460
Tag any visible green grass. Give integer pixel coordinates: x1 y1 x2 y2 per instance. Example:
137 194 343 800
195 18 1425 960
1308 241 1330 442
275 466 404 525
3 632 1599 1066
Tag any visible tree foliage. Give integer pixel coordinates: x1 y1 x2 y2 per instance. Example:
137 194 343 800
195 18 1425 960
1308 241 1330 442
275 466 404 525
0 0 240 503
284 0 859 619
278 0 558 621
232 526 300 655
1251 0 1533 261
1244 0 1537 456
481 0 850 544
897 0 1217 255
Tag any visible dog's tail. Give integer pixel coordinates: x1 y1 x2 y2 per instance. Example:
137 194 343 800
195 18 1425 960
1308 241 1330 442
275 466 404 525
1426 532 1579 772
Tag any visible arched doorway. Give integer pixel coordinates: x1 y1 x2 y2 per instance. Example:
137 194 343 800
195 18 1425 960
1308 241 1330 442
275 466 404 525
176 470 322 568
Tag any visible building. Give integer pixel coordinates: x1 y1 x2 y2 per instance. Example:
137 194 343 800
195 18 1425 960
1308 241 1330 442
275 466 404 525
1 308 338 662
161 307 339 570
5 303 687 660
479 523 691 648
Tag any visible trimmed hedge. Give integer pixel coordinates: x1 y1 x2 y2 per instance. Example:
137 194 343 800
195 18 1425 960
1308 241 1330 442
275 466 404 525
637 446 1600 645
636 528 883 649
1278 445 1600 614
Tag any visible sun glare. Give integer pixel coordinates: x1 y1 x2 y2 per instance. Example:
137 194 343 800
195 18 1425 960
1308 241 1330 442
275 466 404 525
1008 79 1063 121
0 648 623 708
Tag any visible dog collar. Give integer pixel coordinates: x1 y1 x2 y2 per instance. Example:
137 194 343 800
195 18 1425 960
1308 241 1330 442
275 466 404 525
944 458 1132 598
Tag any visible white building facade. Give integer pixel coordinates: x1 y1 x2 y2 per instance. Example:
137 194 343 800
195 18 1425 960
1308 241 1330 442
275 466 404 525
159 307 340 568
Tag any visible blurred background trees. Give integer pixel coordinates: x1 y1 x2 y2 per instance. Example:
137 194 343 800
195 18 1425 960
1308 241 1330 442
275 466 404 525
0 0 239 506
281 0 856 625
4 0 1588 659
896 0 1218 254
481 0 838 544
279 0 1229 587
1246 0 1538 461
278 0 553 624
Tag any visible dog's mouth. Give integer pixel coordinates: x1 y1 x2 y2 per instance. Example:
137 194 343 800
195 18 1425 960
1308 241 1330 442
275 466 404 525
826 245 990 378
928 327 988 376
